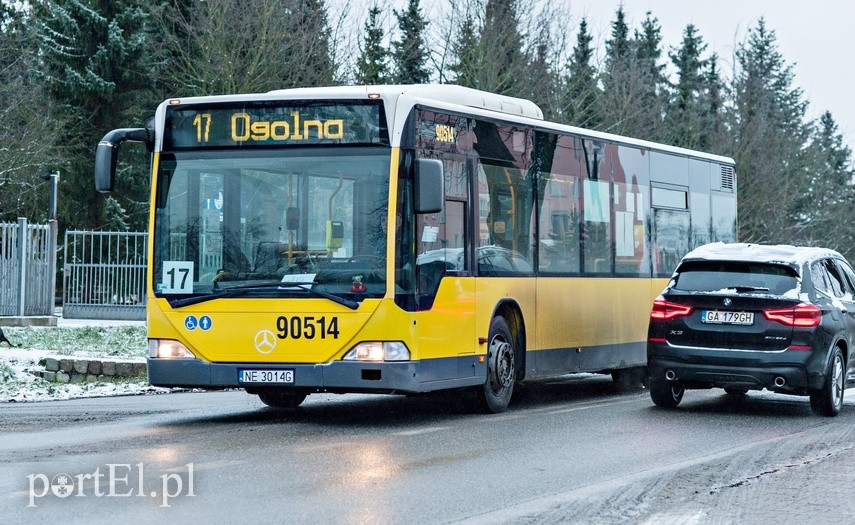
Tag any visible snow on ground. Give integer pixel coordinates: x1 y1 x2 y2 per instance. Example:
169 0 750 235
0 320 175 403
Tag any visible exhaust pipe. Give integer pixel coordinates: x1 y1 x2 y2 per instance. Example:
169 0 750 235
774 376 786 388
665 370 676 381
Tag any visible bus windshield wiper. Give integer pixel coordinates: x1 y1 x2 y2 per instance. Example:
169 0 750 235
168 281 359 309
286 283 359 310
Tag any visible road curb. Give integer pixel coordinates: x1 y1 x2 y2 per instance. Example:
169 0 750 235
34 356 147 383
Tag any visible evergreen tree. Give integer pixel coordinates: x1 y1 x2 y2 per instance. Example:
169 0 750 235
801 111 855 257
598 6 661 136
287 0 336 87
34 0 160 230
449 7 480 87
560 17 600 128
449 0 527 97
702 54 726 151
667 24 710 149
524 40 554 118
0 5 67 222
635 12 666 83
355 5 390 84
521 2 567 120
631 12 668 141
603 6 630 72
480 0 526 96
729 18 812 245
101 196 130 231
392 0 430 84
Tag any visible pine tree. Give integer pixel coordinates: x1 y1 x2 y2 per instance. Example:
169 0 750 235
449 0 527 97
729 18 812 245
449 8 480 87
603 6 630 72
34 0 160 230
520 3 563 118
101 196 130 231
560 17 600 128
667 24 709 149
392 0 430 84
524 38 556 119
480 0 526 96
598 6 660 136
801 111 855 256
355 5 390 85
702 54 726 150
0 5 67 222
287 0 336 87
631 12 668 141
599 6 631 135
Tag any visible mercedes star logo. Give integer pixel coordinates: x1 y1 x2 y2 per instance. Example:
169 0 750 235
723 298 732 307
254 330 276 354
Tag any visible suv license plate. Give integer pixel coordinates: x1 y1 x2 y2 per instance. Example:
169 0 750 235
238 369 294 384
701 310 754 325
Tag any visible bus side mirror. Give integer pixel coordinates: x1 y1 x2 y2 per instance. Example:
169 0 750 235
415 159 443 214
95 128 152 193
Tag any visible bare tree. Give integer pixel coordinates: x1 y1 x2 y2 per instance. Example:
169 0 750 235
154 0 339 96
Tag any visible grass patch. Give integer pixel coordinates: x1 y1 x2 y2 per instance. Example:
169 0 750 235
1 326 147 358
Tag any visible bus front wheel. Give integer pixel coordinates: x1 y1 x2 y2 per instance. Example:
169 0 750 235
257 390 308 409
477 316 516 413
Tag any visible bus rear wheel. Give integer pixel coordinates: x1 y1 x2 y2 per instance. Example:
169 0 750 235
477 316 516 413
257 390 308 409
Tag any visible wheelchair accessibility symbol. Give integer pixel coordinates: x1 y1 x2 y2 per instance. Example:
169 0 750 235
185 315 212 331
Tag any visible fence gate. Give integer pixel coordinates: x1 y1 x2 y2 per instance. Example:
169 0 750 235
0 218 54 316
63 231 147 320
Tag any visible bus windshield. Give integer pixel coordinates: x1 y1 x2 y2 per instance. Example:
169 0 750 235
152 147 392 305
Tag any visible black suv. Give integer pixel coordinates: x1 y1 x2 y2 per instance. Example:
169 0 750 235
647 243 855 416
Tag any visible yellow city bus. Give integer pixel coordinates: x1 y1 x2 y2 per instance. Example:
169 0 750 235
95 85 736 413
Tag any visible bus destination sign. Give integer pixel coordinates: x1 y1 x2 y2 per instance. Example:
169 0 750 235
164 101 387 149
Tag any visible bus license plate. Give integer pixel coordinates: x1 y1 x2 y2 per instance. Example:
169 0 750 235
239 369 294 384
701 310 754 325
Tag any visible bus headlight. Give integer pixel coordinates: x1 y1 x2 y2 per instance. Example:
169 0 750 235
149 339 196 359
342 342 410 362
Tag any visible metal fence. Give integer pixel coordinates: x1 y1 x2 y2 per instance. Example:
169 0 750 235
63 231 147 320
0 219 54 316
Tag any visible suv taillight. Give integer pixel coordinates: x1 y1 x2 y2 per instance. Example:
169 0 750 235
763 303 822 327
650 297 694 321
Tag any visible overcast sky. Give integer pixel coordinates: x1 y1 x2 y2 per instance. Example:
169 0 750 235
564 0 855 148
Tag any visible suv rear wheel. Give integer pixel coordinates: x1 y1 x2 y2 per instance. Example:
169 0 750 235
649 377 684 408
809 347 844 417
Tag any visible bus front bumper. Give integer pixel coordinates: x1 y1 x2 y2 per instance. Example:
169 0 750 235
147 357 485 394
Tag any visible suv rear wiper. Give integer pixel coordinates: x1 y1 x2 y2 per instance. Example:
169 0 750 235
168 281 359 309
729 285 770 293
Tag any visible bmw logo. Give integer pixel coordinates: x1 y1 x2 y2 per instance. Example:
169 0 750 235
723 298 732 307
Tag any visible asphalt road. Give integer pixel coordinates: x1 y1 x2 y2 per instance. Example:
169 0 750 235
2 376 855 524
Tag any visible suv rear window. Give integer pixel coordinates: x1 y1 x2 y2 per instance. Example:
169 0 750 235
672 261 799 294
